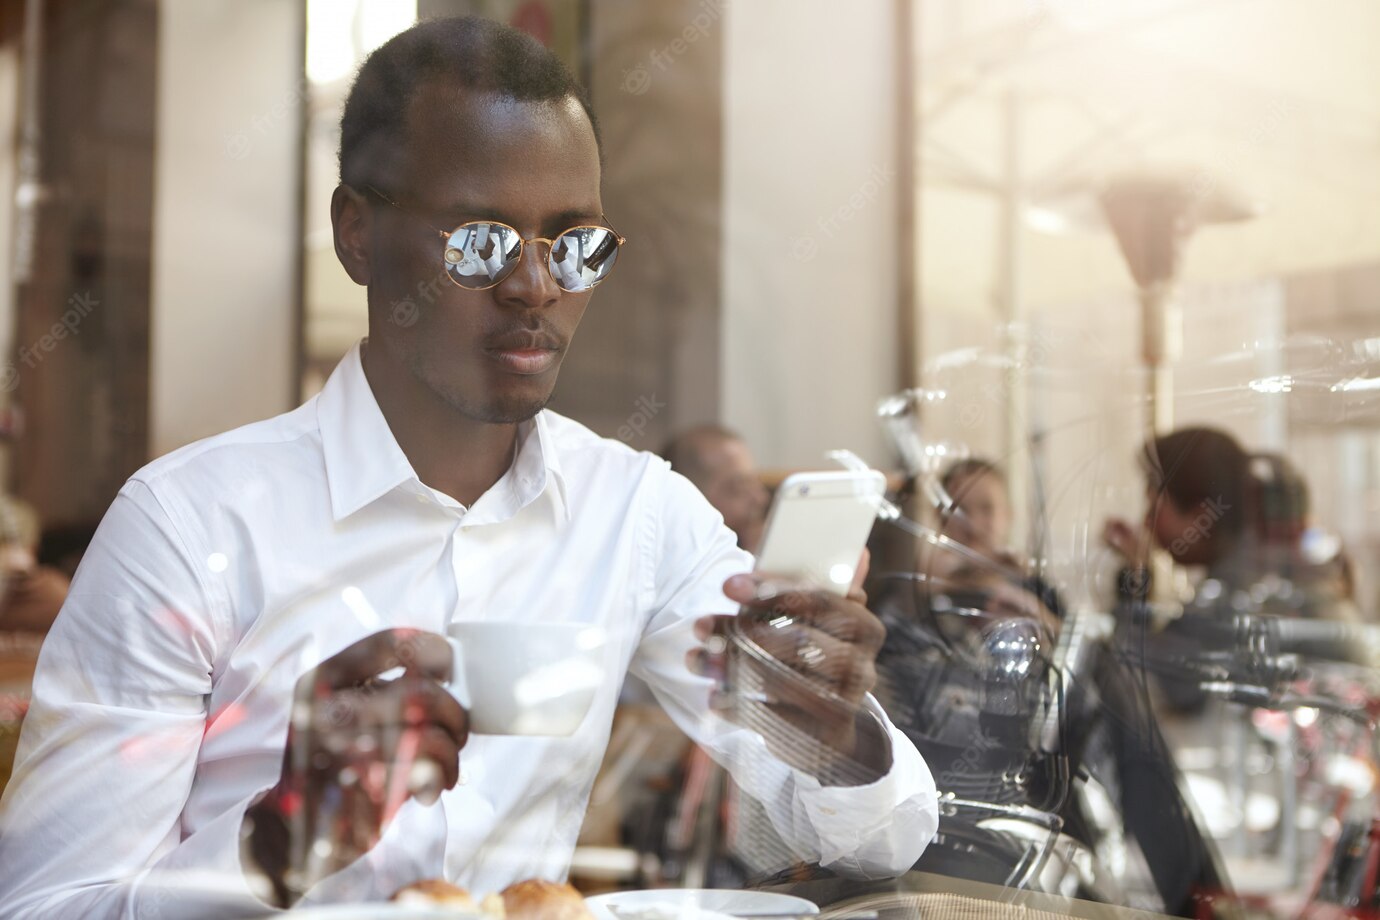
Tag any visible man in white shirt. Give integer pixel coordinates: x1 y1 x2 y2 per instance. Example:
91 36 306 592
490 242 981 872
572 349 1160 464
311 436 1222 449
0 16 936 917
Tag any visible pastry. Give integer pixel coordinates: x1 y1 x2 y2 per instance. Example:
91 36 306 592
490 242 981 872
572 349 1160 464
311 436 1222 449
500 879 593 920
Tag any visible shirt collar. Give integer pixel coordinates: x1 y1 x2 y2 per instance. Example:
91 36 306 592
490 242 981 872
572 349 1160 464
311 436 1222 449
529 410 571 522
316 341 570 524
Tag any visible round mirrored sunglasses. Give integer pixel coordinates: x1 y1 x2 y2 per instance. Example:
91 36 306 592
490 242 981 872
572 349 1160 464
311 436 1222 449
365 185 626 293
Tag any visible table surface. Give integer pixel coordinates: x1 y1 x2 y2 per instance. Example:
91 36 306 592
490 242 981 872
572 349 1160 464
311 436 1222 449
768 871 1182 920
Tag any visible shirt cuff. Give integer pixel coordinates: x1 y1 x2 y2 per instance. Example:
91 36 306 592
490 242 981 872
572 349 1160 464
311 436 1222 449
789 696 938 877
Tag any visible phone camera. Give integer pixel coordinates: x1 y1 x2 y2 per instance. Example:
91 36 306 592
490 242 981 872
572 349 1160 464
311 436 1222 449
798 485 810 496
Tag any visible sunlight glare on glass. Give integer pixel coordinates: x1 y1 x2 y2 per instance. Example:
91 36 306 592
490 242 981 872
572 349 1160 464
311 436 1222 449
307 0 417 86
358 0 417 56
306 0 358 85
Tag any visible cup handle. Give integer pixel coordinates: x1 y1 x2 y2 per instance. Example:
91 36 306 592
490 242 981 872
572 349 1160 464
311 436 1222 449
443 636 471 710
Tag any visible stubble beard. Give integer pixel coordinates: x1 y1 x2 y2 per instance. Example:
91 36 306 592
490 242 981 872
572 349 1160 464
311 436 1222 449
405 349 556 425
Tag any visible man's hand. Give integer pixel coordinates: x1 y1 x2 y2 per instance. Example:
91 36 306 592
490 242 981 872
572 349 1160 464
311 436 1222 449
688 551 892 785
243 628 468 907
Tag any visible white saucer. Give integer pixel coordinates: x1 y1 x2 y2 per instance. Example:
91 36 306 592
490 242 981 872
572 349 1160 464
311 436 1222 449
585 888 818 920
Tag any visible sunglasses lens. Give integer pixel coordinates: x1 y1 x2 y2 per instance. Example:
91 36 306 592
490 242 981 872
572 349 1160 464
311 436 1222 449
444 222 523 289
550 227 621 292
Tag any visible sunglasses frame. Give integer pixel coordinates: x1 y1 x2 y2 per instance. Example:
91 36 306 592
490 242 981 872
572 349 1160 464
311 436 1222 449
364 185 626 293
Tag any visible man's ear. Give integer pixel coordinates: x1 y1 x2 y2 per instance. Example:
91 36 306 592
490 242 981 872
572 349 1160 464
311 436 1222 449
331 184 371 286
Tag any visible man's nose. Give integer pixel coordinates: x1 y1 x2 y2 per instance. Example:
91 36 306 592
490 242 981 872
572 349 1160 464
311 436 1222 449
494 240 561 311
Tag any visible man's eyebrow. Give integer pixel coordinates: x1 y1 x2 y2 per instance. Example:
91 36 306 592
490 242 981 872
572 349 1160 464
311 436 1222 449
435 202 513 225
436 204 606 230
549 207 606 228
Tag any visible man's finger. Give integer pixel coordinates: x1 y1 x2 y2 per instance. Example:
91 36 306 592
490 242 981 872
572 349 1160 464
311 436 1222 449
314 673 470 754
316 628 453 688
378 675 470 749
733 585 834 622
739 591 884 650
406 725 462 794
738 620 874 699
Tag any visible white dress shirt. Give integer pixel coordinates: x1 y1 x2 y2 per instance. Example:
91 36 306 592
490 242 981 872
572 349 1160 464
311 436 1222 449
0 342 936 918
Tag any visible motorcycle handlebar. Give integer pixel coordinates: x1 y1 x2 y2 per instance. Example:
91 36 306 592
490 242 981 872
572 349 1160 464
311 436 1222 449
1121 604 1375 671
1269 618 1374 666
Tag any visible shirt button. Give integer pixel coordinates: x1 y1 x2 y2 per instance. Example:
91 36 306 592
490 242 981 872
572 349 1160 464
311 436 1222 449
818 806 837 816
457 771 468 785
414 493 429 505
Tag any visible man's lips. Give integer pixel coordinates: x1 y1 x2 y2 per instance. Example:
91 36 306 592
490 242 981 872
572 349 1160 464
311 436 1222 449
485 346 559 375
482 330 563 375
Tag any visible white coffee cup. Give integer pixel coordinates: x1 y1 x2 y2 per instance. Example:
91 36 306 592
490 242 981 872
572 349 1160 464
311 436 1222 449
443 621 607 736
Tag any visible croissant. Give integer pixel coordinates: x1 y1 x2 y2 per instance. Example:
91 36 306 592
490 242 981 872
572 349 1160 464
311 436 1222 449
392 878 506 915
500 879 594 920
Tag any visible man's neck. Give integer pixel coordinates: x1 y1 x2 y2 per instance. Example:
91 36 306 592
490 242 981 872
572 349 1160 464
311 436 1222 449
360 341 519 508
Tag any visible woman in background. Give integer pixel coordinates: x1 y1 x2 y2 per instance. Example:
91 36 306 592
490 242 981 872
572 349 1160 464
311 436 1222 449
1103 427 1361 717
934 457 1065 617
1104 427 1358 622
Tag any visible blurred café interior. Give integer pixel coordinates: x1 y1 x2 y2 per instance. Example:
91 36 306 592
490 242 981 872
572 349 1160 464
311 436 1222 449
1 0 1379 917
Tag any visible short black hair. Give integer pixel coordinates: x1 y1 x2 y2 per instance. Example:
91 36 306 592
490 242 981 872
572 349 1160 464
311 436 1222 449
1142 426 1250 544
339 16 599 190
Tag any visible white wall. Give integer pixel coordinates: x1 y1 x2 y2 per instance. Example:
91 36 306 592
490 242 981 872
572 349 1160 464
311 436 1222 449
721 0 900 470
151 0 301 457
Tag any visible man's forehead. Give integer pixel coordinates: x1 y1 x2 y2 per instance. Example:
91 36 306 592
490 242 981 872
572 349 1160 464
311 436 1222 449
389 83 601 219
400 84 592 168
411 81 579 127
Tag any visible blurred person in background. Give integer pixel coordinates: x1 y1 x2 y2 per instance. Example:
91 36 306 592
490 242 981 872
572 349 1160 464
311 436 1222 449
1103 427 1256 713
662 425 769 553
1103 427 1253 595
1103 427 1361 715
0 496 69 635
1249 452 1359 617
932 458 1064 617
937 459 1011 561
1104 428 1357 621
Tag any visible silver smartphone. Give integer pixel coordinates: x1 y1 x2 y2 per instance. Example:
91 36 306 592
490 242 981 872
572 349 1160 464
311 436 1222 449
753 469 887 595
